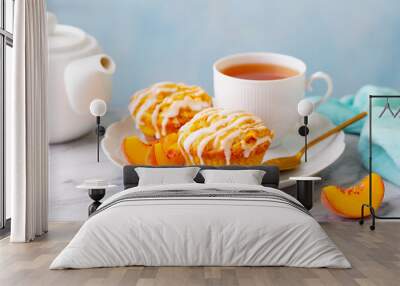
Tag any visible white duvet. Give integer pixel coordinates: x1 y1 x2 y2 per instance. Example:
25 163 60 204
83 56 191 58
50 183 350 269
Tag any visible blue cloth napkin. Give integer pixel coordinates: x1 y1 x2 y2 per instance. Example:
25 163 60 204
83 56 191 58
310 85 400 186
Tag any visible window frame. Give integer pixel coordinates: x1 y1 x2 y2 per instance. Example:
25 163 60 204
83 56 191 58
0 0 13 233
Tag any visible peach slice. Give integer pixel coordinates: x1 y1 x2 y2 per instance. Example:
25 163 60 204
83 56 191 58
155 133 185 165
154 142 170 165
161 133 179 152
122 133 185 166
122 135 153 165
321 173 385 218
146 144 158 165
162 133 185 164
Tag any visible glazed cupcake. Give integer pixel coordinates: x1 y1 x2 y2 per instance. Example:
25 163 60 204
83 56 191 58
128 82 212 141
177 108 274 166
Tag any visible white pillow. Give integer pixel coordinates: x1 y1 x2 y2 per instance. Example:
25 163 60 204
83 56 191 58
136 167 200 186
200 169 266 185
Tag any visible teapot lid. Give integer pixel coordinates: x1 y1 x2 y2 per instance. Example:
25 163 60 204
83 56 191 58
47 12 91 54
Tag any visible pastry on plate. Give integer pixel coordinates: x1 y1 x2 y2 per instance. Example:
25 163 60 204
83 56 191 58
178 108 274 166
128 82 212 141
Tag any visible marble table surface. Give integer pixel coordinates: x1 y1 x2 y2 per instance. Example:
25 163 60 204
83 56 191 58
49 110 400 222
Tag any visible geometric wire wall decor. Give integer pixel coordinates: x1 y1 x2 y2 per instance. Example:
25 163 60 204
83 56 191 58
360 95 400 230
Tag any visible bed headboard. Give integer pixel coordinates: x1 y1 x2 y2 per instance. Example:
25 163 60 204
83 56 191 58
123 165 280 189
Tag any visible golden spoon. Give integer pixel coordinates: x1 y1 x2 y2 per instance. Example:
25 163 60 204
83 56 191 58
264 112 367 171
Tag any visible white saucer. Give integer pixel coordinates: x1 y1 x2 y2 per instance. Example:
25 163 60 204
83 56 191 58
102 113 345 188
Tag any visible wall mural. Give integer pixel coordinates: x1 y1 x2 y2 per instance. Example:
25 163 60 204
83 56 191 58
46 5 400 223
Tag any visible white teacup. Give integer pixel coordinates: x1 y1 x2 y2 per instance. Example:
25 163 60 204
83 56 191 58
213 52 333 146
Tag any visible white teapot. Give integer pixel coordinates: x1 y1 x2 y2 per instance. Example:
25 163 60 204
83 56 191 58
47 12 116 144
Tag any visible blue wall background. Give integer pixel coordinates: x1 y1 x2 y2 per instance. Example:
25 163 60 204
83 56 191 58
47 0 400 108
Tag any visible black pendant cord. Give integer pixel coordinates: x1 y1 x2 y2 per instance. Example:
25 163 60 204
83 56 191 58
359 95 400 231
96 116 100 162
304 134 307 162
94 116 106 163
304 116 308 162
97 125 100 162
298 116 309 162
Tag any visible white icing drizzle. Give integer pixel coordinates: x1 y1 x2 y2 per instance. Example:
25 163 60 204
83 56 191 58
212 117 258 148
151 104 162 138
128 88 148 115
129 84 177 117
160 97 210 137
242 136 272 158
194 116 254 164
150 95 176 139
179 107 219 134
134 94 157 129
151 82 178 93
178 108 273 165
220 129 242 165
181 110 245 163
183 127 213 163
129 83 211 136
192 89 206 97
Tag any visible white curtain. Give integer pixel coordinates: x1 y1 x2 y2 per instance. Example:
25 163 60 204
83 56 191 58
8 0 48 242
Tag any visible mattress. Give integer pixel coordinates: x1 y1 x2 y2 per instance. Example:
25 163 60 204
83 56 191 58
50 183 350 269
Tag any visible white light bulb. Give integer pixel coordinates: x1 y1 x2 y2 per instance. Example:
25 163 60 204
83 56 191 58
90 99 107 117
297 99 314 117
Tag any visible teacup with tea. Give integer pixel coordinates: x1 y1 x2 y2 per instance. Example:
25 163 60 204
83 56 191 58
213 52 333 146
221 62 299 81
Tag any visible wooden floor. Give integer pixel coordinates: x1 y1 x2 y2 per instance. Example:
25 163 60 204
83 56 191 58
0 222 399 286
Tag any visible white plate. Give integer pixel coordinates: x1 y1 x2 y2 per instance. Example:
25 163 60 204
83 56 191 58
102 113 345 188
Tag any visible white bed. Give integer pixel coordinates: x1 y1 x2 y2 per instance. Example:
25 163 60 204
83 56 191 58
50 183 350 269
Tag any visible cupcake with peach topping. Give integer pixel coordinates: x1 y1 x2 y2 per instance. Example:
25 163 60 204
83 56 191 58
177 108 274 166
128 82 212 141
